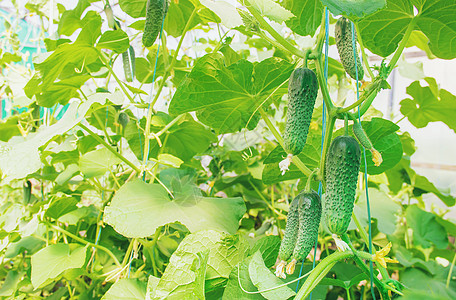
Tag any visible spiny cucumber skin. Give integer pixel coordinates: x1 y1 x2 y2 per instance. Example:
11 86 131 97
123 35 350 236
353 121 373 149
324 136 361 236
122 48 133 82
278 196 301 261
335 17 364 80
283 68 319 156
142 0 168 47
291 191 322 261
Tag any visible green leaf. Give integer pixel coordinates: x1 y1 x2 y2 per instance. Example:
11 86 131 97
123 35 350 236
152 235 209 299
200 0 243 28
358 0 414 57
4 236 46 258
249 236 281 268
103 278 147 300
400 267 456 299
169 53 294 133
322 0 386 18
400 78 456 132
284 0 324 36
334 117 403 175
0 93 111 181
58 0 94 36
406 205 449 249
249 251 295 300
0 270 24 297
45 197 79 219
223 256 264 300
96 30 130 53
103 180 246 238
352 188 401 235
119 0 147 18
79 148 123 178
248 0 294 23
0 113 27 142
31 244 87 289
359 0 456 59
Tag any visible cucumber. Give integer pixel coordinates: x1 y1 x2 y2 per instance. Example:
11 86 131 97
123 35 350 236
283 67 319 156
275 195 300 278
323 136 361 236
23 180 32 205
143 0 168 47
118 112 129 129
335 17 364 80
122 46 135 82
104 3 115 29
353 121 383 166
286 191 322 275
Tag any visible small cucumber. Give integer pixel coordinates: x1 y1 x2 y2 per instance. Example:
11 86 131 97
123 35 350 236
335 17 364 80
353 121 383 166
143 0 168 47
323 136 361 236
122 46 135 82
286 191 322 275
104 3 115 29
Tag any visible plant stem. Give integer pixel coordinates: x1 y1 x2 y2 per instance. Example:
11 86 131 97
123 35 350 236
258 107 312 176
142 7 199 167
79 123 141 173
48 223 121 267
338 79 381 114
315 57 335 112
318 116 335 183
446 251 456 288
354 22 375 80
387 18 417 77
249 180 286 218
243 0 305 58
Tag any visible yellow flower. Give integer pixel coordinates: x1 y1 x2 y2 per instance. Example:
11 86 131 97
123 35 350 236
370 149 383 167
372 242 398 269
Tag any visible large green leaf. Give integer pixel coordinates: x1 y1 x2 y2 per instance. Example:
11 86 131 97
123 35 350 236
31 244 87 289
96 30 130 53
0 270 24 297
400 267 456 299
103 279 147 300
103 180 246 238
322 0 386 18
333 117 403 175
79 148 123 178
45 197 79 220
0 93 116 181
249 251 295 300
248 0 294 23
222 256 264 300
359 0 456 59
284 0 324 36
169 53 294 133
119 0 147 18
400 78 456 132
406 205 448 249
152 234 210 299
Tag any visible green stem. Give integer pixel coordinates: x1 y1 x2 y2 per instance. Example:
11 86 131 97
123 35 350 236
258 107 311 176
243 0 305 58
315 57 335 112
79 123 140 173
387 17 417 76
354 22 375 80
305 169 318 191
143 7 199 166
295 250 373 300
318 116 336 184
97 50 134 103
339 79 381 114
48 223 121 268
249 180 286 218
446 251 456 288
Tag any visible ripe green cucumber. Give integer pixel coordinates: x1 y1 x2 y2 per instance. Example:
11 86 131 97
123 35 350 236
122 46 135 82
286 191 322 275
324 135 361 236
277 196 300 261
142 0 168 47
335 17 364 80
283 67 319 156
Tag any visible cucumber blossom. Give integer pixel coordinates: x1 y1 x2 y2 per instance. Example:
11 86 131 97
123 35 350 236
335 17 364 80
275 195 300 278
283 68 319 156
324 136 361 236
286 191 322 275
143 0 168 47
353 121 383 166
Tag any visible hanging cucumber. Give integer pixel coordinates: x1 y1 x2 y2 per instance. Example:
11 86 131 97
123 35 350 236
279 67 319 175
143 0 168 47
285 191 322 275
353 120 382 166
275 195 300 279
23 180 32 205
335 17 364 80
324 135 361 250
104 3 115 29
122 46 135 82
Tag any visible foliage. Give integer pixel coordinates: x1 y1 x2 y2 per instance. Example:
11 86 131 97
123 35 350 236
0 0 455 299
